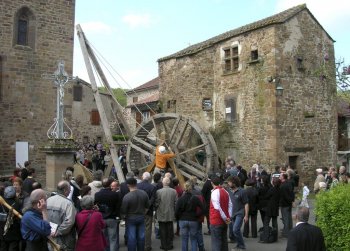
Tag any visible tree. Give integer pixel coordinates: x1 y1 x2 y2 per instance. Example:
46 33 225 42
336 59 350 102
98 87 128 107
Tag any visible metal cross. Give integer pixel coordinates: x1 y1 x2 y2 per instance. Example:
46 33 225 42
43 60 75 139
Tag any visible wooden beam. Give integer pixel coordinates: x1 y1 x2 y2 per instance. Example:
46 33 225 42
85 41 131 136
178 143 207 156
76 24 125 182
175 119 188 147
132 136 156 151
129 142 152 158
168 159 186 189
169 117 181 144
177 160 205 178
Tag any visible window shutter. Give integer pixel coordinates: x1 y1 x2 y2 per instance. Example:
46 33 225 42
136 111 142 127
91 110 100 125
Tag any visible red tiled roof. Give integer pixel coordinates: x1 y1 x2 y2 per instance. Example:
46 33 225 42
158 4 334 62
126 93 159 108
127 77 159 94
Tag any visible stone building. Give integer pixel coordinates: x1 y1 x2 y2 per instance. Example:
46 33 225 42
71 78 120 145
125 77 159 132
158 4 337 184
0 0 117 179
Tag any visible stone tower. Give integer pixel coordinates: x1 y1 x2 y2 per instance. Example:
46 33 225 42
0 0 76 177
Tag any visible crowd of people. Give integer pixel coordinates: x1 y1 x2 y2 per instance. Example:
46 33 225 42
1 146 349 251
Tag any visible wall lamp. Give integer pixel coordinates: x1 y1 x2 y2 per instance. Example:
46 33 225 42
267 76 284 96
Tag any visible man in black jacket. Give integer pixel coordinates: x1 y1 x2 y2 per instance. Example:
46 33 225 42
279 173 294 238
286 207 326 251
137 172 156 251
95 178 121 251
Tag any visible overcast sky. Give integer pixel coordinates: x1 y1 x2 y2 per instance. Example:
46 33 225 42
73 0 350 89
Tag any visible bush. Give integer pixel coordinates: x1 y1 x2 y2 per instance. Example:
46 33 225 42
112 134 129 141
315 184 350 251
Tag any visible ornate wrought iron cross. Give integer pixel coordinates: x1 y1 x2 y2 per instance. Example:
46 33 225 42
43 60 74 139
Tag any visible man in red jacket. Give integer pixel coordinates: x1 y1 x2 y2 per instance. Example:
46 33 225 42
210 176 232 251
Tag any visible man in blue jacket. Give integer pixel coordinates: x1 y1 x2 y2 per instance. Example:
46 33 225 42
21 189 52 251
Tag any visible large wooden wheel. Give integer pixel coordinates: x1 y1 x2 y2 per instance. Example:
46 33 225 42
126 113 219 183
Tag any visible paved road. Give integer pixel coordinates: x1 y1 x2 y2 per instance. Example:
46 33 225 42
118 200 315 251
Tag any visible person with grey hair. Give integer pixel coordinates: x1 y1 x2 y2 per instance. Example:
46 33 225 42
21 189 51 251
47 181 76 251
286 207 326 251
137 172 156 251
155 177 177 250
75 195 107 251
88 170 103 198
314 168 325 193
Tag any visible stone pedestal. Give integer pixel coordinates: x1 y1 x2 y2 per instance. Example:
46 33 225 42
41 139 77 192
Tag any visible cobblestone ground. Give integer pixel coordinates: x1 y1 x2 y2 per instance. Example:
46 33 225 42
118 200 316 251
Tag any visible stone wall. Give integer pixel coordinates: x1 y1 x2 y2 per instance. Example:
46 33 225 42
126 88 159 132
274 10 337 185
70 83 119 146
0 0 75 181
159 9 336 185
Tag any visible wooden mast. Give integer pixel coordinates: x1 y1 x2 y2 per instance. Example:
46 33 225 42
76 24 125 182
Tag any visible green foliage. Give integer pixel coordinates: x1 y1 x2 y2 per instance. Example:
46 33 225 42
112 134 129 141
315 184 350 251
98 87 128 107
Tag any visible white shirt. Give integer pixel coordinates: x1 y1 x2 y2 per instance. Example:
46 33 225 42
211 188 233 221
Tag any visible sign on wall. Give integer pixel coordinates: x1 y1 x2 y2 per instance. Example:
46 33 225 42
16 141 29 168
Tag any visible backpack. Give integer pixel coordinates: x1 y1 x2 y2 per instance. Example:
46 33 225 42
259 226 277 243
98 203 111 219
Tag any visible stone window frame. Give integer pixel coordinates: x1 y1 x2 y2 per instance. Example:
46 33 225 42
13 7 36 50
225 95 237 124
222 43 240 74
133 96 138 103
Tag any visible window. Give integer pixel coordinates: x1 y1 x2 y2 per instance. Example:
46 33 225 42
202 98 212 111
225 97 236 123
73 85 83 101
251 50 259 61
142 111 151 120
223 46 239 73
83 136 89 144
14 7 36 48
167 100 176 109
91 109 100 125
133 97 138 103
17 15 28 45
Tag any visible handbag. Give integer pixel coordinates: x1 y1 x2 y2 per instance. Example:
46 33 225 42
77 212 92 237
0 205 7 222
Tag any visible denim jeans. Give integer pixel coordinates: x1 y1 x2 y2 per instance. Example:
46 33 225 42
281 206 292 236
126 215 145 251
231 215 245 249
197 222 205 251
104 218 119 251
179 220 198 251
210 224 228 251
